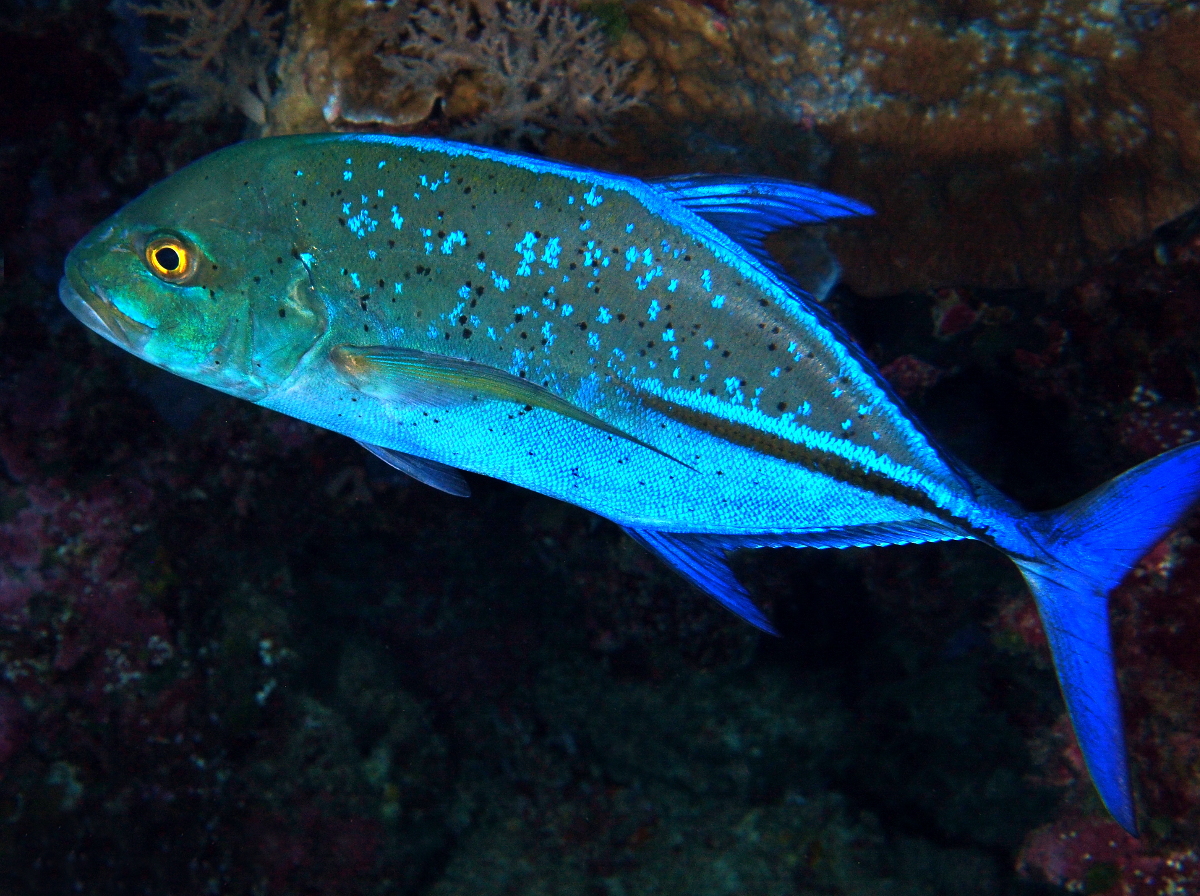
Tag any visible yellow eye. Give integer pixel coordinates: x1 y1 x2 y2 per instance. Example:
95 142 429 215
145 236 195 283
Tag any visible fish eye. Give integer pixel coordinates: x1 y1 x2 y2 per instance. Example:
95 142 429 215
145 235 195 283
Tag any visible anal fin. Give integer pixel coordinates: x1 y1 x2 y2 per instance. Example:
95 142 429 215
623 527 777 635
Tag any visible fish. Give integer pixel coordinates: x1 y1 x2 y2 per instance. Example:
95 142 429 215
60 132 1200 835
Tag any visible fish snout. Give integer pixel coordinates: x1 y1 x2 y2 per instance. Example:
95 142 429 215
59 265 154 353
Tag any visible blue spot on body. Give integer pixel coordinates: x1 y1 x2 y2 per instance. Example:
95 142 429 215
541 237 561 268
441 230 467 255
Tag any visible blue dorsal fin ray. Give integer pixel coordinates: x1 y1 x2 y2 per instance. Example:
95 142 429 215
622 527 778 635
356 440 472 497
650 175 872 297
650 175 872 232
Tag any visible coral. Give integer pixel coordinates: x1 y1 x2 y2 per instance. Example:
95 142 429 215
879 353 946 399
372 0 640 147
1019 816 1200 894
134 0 643 148
134 0 283 124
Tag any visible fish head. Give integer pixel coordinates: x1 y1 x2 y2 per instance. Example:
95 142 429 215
60 147 328 402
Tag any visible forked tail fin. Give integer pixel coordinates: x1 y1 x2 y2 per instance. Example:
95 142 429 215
1016 441 1200 835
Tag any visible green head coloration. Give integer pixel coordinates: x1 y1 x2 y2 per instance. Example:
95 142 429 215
60 141 328 401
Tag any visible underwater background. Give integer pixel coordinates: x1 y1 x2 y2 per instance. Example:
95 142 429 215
2 0 1200 892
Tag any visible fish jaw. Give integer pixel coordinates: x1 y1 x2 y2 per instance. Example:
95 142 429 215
59 264 154 354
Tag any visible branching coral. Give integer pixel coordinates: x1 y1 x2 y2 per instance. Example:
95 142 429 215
134 0 283 125
134 0 641 148
373 0 640 146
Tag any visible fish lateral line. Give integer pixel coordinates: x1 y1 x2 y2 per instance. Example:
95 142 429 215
629 383 978 535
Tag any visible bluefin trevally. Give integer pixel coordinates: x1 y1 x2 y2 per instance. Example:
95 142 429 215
60 133 1200 834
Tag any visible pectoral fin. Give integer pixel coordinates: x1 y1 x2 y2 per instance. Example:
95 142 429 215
331 345 691 468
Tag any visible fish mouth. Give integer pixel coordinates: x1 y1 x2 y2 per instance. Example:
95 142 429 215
59 266 154 352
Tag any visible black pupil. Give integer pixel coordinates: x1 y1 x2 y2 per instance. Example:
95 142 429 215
155 246 181 271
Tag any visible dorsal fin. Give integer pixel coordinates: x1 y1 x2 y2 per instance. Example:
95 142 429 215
650 175 871 299
651 174 871 245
